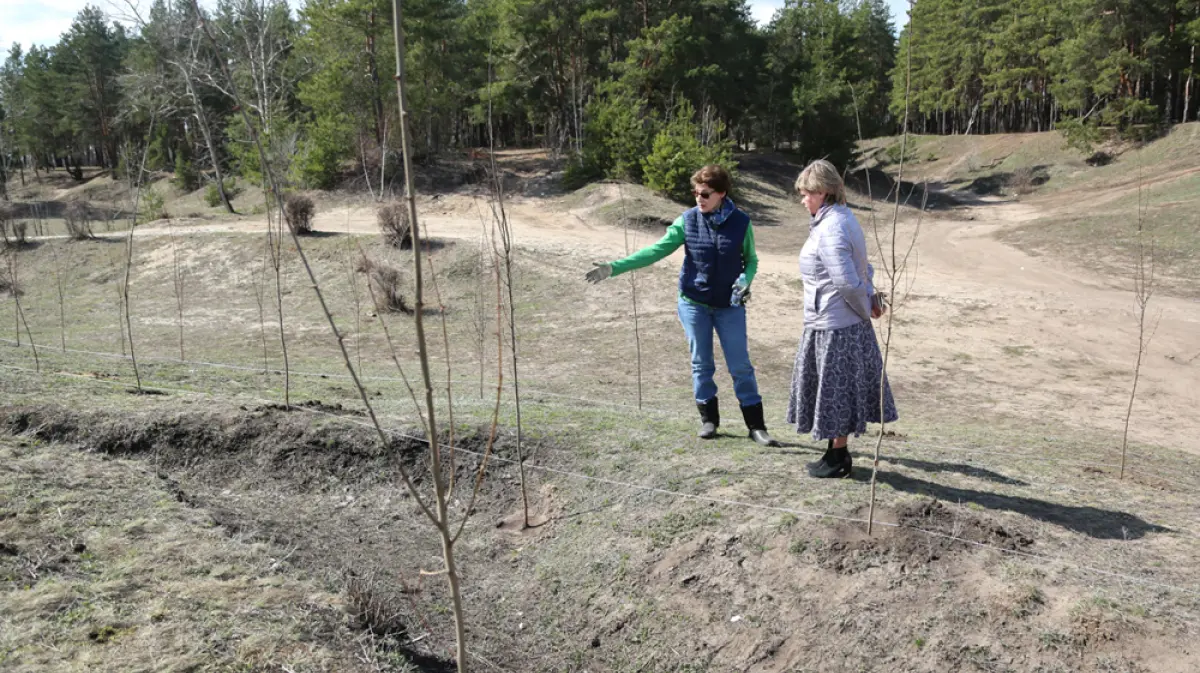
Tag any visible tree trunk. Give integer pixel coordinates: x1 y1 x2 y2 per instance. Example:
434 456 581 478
1185 46 1195 122
367 10 384 145
186 78 235 214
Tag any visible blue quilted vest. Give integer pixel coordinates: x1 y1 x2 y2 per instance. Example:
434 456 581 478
679 204 750 308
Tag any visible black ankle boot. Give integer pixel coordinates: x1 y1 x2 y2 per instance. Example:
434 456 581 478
740 402 780 447
807 442 852 479
807 439 835 471
697 397 719 439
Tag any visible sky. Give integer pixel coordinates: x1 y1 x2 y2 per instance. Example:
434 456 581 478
0 0 911 57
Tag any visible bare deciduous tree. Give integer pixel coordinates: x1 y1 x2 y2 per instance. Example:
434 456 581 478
864 6 923 536
4 250 38 372
484 47 532 531
1120 171 1158 479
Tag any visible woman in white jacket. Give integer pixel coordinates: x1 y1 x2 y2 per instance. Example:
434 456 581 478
786 160 897 478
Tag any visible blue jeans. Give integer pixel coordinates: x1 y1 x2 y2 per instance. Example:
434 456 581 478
677 297 762 407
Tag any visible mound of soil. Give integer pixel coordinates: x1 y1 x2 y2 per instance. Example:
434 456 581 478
813 499 1034 574
0 405 503 491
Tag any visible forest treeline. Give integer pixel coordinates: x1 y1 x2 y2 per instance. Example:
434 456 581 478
0 0 1196 201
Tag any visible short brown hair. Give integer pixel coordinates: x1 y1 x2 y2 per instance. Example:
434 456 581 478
794 159 846 205
690 165 732 194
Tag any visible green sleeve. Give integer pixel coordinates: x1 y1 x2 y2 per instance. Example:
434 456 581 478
609 217 686 276
742 221 758 285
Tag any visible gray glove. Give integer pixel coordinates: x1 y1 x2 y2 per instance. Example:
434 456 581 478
585 262 612 284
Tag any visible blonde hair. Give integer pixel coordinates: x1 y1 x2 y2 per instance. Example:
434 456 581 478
794 159 846 206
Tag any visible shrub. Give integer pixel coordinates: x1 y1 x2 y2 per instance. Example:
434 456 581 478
642 100 737 203
1058 116 1105 155
377 202 412 249
565 85 656 189
357 255 412 314
344 572 408 638
294 115 352 189
2 221 29 247
203 178 239 207
173 153 199 191
284 193 316 235
139 190 167 223
0 268 18 297
0 205 23 247
1009 167 1036 196
64 201 95 240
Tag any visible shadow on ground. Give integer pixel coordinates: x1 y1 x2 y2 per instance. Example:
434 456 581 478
852 468 1170 540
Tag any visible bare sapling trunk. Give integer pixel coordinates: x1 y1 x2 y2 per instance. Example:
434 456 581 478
484 50 532 530
168 213 186 360
191 4 485 668
473 211 489 399
50 244 67 351
344 208 363 374
616 182 644 409
390 1 469 665
264 194 291 407
1120 171 1157 479
451 235 505 545
865 9 923 536
253 238 271 373
115 271 127 357
425 249 458 492
120 117 158 393
5 252 38 372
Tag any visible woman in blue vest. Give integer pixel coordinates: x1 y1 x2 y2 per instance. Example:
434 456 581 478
585 165 778 447
787 159 898 478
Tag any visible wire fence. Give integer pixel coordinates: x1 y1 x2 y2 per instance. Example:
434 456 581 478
3 336 1195 493
2 359 1198 602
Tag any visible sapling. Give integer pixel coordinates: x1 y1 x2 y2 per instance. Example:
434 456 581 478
1120 167 1158 479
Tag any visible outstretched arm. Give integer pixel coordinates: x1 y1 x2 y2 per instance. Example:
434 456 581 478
610 217 686 276
586 217 686 283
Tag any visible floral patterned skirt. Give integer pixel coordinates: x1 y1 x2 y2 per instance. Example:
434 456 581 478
786 320 898 440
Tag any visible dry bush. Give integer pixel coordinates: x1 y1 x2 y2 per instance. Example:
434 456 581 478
64 201 95 240
377 202 412 249
1009 167 1036 196
284 193 316 235
357 254 412 314
0 262 20 297
0 206 25 247
344 572 409 638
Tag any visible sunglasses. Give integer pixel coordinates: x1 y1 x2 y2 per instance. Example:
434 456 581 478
693 190 715 199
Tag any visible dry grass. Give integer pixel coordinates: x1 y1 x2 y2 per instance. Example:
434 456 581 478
0 437 376 672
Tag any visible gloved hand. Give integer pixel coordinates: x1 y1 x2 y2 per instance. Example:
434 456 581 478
585 262 612 284
730 273 751 306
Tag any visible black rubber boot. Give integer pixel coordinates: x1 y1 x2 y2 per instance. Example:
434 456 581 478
807 440 852 478
697 397 720 439
740 403 780 447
